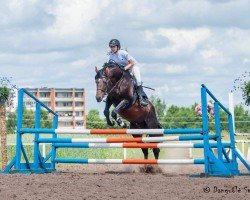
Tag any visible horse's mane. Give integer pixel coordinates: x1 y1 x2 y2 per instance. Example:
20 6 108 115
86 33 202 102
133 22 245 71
95 60 131 81
95 68 105 80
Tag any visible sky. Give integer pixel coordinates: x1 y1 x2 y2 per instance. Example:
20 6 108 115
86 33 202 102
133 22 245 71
0 0 249 114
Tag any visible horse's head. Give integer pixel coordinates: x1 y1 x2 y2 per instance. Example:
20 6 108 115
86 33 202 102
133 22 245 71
94 61 125 102
95 66 108 102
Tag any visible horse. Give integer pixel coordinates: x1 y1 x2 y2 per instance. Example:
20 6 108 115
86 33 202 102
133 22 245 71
94 61 163 160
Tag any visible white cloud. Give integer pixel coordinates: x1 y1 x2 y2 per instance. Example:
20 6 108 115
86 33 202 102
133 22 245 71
200 48 222 60
164 64 187 74
156 28 211 52
45 0 110 44
242 58 250 64
71 59 88 68
154 84 170 99
144 28 211 59
1 0 250 111
225 28 250 55
202 66 216 75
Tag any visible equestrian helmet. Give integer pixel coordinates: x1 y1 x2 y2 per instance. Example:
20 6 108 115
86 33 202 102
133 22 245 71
109 39 120 49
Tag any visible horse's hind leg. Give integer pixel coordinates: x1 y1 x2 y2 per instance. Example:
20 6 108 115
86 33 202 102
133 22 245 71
130 122 148 159
153 147 160 159
132 135 149 159
142 147 149 159
145 111 163 160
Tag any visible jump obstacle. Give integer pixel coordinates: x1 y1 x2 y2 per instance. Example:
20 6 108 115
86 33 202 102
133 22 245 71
3 84 250 176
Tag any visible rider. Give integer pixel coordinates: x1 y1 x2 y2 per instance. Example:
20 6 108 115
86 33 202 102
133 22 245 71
108 39 148 106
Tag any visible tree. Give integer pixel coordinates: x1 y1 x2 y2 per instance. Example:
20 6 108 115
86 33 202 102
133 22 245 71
232 71 250 106
0 98 7 169
0 77 16 170
6 108 53 133
149 95 167 119
41 109 53 128
163 104 201 129
234 105 250 132
242 81 250 106
7 112 16 134
86 109 106 129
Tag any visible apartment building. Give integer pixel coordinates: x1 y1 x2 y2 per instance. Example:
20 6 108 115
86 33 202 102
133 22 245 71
24 88 86 129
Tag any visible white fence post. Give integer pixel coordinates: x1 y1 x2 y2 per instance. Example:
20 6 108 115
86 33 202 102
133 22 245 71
123 148 127 159
42 143 46 157
247 146 250 161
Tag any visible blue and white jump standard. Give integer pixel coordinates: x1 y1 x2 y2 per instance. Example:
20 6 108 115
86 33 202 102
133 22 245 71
3 84 250 177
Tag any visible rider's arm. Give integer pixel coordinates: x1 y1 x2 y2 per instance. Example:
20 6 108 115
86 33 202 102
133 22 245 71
124 59 135 70
122 50 135 70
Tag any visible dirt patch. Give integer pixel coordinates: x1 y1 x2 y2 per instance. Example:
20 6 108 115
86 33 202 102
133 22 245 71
0 165 250 200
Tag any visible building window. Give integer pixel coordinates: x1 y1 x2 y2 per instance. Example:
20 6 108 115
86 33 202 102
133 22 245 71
75 111 83 116
56 102 73 107
56 92 72 98
75 92 83 98
59 122 72 127
40 92 50 98
57 111 73 117
75 102 83 107
24 101 36 107
76 121 83 126
43 102 51 107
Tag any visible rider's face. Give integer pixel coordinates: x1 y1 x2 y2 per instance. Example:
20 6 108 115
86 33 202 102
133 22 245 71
110 46 118 53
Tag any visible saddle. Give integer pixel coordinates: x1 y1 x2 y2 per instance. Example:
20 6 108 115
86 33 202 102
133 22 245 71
124 76 148 109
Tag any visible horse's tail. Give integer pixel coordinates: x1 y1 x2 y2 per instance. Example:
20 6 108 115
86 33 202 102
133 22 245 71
157 122 163 129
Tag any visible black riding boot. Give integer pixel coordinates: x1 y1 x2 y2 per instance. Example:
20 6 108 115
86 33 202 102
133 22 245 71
137 85 148 107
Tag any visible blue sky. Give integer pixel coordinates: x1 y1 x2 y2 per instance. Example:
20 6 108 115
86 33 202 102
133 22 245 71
1 0 249 113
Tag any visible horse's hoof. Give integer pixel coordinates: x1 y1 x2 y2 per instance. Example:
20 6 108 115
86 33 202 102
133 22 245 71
139 165 162 174
121 121 128 128
111 111 117 119
107 120 115 126
117 118 127 128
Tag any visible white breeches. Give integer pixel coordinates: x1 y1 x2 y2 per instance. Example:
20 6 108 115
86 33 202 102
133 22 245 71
130 65 142 86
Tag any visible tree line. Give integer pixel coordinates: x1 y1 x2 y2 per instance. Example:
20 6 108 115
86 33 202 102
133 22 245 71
87 96 249 133
4 95 250 134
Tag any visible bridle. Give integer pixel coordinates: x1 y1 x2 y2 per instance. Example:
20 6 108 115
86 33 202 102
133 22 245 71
96 77 108 93
97 64 126 97
107 70 125 96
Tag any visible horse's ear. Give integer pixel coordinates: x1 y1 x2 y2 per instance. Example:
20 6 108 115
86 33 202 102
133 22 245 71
95 66 98 73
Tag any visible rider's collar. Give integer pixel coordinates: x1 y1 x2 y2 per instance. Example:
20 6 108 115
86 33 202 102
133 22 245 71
110 50 119 55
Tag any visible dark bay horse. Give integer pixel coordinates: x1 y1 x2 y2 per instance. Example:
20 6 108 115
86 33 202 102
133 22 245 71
95 61 163 160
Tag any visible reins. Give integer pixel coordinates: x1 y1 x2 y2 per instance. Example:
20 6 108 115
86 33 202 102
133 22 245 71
105 66 126 96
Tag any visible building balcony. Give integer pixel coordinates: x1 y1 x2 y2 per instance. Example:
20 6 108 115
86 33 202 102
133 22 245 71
74 107 84 111
74 116 84 120
55 98 73 102
58 116 73 121
55 107 73 112
39 97 51 101
74 97 84 101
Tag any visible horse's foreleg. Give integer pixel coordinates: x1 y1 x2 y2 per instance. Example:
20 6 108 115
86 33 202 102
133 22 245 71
111 100 129 128
142 148 149 159
104 98 115 126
